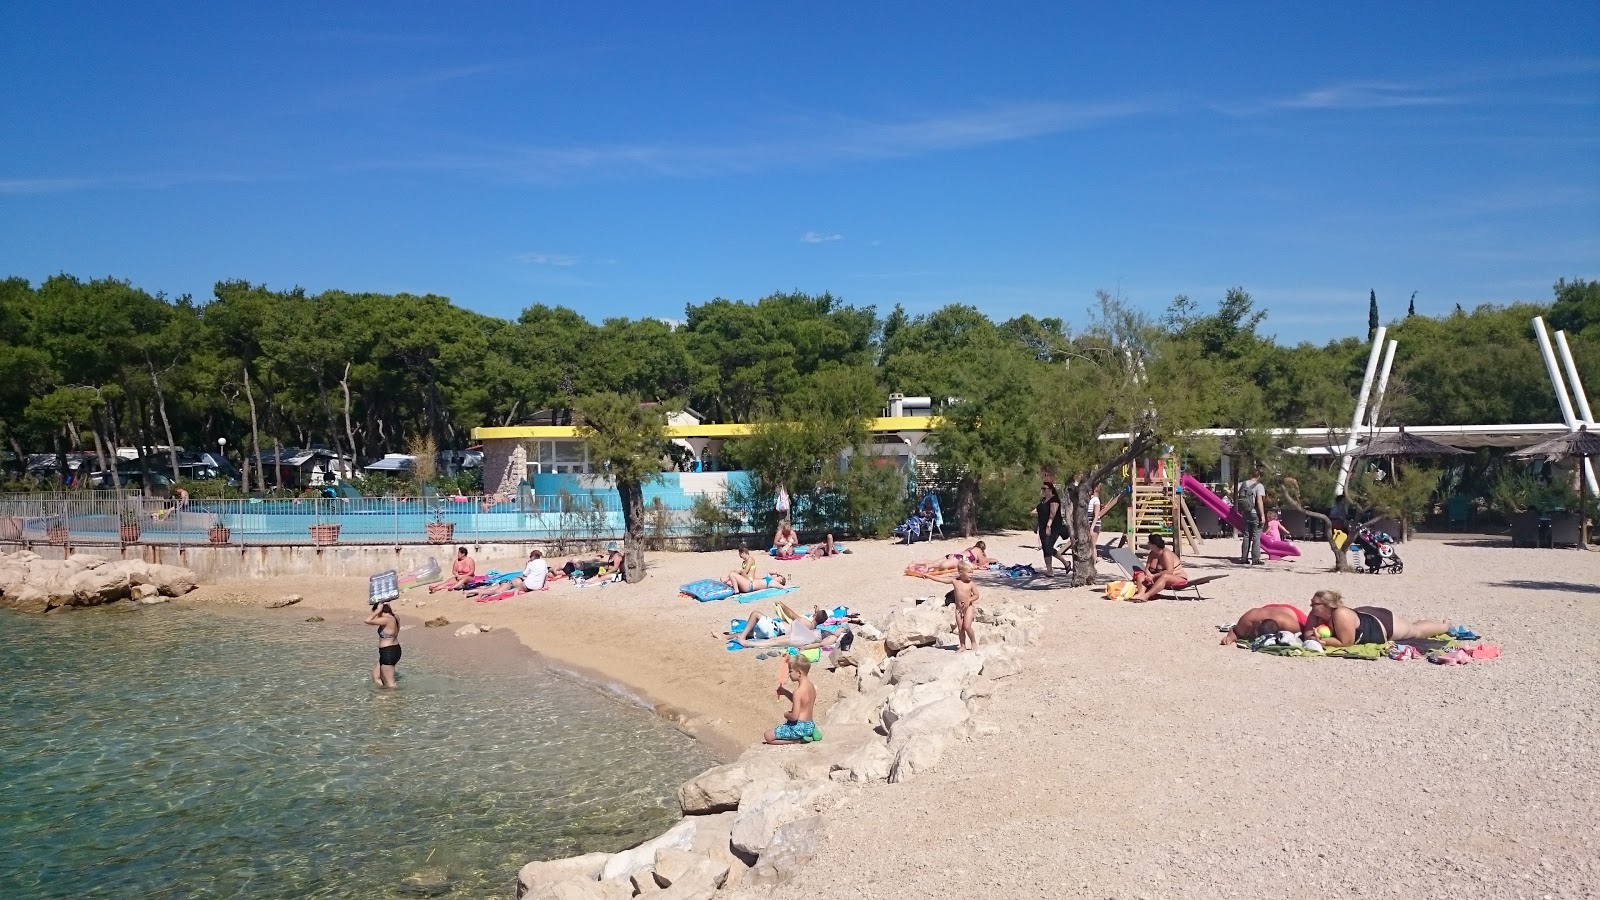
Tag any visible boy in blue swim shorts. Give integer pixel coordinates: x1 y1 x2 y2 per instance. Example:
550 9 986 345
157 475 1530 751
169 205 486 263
764 653 819 745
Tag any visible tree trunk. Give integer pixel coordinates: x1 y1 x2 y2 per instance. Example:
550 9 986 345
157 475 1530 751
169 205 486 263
148 357 182 484
243 366 266 493
340 362 360 469
316 373 344 464
88 417 119 503
1065 478 1098 585
129 393 157 497
618 477 647 582
1280 477 1354 572
272 437 284 492
55 430 70 487
955 473 979 538
100 405 127 504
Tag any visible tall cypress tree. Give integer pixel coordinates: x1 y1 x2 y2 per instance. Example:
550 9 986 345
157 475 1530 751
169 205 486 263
1407 291 1416 317
1368 290 1379 340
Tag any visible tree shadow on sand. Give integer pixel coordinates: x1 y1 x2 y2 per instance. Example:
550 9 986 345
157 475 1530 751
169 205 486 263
1490 579 1600 595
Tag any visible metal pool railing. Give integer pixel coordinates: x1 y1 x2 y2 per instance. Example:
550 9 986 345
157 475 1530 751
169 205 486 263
0 492 717 548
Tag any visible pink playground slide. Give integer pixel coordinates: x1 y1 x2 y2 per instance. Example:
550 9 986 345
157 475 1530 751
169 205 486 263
1178 474 1300 560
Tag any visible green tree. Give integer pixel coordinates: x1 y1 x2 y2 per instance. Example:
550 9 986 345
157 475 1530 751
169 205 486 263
1368 290 1379 341
573 392 671 582
1032 293 1224 583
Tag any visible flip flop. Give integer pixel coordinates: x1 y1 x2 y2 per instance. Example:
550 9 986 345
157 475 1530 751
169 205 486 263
1447 625 1480 640
1469 644 1501 660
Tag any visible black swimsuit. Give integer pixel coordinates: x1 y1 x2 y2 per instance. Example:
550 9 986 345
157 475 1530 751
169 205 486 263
1354 611 1386 645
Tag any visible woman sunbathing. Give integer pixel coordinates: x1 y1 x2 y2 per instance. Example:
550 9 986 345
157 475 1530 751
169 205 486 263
1301 590 1452 646
948 540 990 567
772 519 799 556
724 571 789 594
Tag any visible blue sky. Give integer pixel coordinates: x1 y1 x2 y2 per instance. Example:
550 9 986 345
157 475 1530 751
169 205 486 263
2 2 1596 342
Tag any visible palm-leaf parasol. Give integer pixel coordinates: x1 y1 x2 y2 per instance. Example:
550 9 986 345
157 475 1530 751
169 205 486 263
1352 426 1469 458
1509 424 1600 462
1511 424 1599 547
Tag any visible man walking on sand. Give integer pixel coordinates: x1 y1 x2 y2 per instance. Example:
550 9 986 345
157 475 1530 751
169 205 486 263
1240 467 1266 565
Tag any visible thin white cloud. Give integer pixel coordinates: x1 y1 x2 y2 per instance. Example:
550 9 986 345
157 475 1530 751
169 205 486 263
0 172 257 195
800 231 843 244
376 99 1159 183
513 251 579 267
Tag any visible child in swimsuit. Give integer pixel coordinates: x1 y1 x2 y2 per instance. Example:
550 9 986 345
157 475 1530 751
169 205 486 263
764 653 818 744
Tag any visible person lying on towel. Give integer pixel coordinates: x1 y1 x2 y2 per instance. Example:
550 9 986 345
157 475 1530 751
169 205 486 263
1301 590 1452 646
1220 602 1308 645
1129 534 1189 602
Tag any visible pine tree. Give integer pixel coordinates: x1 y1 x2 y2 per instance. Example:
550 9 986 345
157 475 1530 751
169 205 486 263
1407 291 1416 317
1368 290 1379 340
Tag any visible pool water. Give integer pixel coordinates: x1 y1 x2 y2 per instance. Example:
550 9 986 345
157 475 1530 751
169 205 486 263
0 607 714 898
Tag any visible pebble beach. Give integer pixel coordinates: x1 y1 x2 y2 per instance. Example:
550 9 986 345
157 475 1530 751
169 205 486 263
183 533 1600 898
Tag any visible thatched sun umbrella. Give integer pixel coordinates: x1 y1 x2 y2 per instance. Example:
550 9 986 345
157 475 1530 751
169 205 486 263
1511 424 1600 546
1352 426 1470 460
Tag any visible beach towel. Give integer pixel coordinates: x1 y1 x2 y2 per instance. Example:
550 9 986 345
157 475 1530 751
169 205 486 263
771 552 808 561
474 589 518 603
463 570 516 590
905 563 959 579
737 586 797 604
1239 642 1390 660
681 579 736 602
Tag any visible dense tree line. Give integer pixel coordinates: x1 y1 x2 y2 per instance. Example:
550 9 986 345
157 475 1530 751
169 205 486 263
1 274 1595 500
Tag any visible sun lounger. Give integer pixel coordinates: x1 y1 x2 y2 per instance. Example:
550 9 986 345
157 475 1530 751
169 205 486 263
1103 546 1227 601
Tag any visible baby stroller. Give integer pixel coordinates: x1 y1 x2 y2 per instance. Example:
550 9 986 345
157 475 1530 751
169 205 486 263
1350 525 1403 574
892 492 945 544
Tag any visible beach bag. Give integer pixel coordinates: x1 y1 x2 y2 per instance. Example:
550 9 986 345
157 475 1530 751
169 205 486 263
1104 580 1138 601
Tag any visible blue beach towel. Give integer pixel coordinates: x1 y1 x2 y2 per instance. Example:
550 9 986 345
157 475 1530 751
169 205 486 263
737 586 797 604
681 579 736 602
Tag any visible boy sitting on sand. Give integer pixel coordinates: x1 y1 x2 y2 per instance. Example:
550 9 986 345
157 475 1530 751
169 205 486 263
764 654 818 745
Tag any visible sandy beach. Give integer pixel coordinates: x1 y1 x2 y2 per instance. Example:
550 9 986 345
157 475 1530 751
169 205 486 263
188 534 1600 898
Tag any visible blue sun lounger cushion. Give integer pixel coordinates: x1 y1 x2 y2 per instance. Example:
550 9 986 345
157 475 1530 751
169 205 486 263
681 579 736 602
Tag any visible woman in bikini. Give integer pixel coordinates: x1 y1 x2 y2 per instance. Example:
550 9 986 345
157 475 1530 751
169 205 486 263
772 520 799 556
1302 590 1452 647
725 571 789 594
363 600 401 688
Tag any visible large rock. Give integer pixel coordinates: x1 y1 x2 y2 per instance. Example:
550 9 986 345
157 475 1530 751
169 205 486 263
142 564 198 597
886 646 984 686
63 568 131 607
676 759 787 815
823 684 893 727
66 552 110 569
855 660 889 692
729 780 831 858
978 645 1023 679
828 740 893 783
830 630 887 671
3 583 50 613
884 696 974 783
599 816 702 882
882 606 952 655
517 853 609 898
520 878 631 900
652 847 729 889
742 815 825 888
879 680 965 731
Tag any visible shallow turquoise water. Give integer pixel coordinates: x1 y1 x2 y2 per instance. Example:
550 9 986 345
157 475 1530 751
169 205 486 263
0 607 715 899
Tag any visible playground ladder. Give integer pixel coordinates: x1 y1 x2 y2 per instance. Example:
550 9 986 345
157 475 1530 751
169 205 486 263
1126 457 1200 554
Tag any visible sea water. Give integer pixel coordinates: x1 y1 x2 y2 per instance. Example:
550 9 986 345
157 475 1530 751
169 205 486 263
0 606 715 898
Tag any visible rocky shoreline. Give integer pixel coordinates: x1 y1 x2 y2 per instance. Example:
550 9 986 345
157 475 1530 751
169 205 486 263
515 597 1042 899
0 549 200 612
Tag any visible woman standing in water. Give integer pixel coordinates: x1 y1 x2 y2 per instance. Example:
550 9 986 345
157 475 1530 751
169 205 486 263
363 600 401 688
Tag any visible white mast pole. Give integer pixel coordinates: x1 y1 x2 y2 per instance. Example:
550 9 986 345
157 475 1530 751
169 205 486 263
1336 326 1387 495
1553 329 1599 497
1364 340 1399 429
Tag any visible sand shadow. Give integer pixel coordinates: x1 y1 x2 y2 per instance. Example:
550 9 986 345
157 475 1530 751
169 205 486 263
1489 579 1600 595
